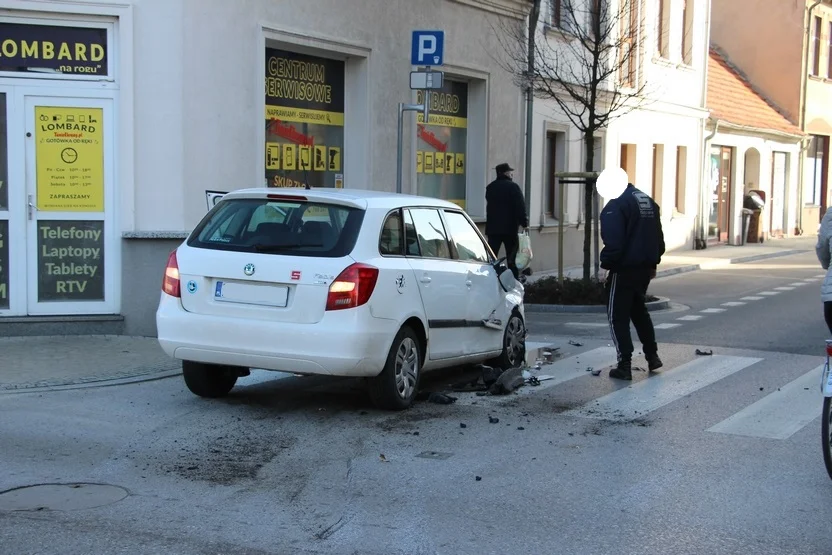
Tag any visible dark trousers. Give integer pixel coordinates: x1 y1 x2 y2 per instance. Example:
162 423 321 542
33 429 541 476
605 268 658 362
488 234 520 278
824 302 832 335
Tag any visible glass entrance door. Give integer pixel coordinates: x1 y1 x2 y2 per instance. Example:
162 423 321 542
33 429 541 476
24 95 115 315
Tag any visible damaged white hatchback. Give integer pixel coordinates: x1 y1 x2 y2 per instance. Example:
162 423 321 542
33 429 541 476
156 188 525 410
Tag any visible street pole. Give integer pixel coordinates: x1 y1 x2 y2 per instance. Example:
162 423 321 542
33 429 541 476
593 186 600 280
396 84 430 195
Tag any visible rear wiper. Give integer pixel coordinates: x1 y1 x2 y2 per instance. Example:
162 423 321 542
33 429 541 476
252 243 323 252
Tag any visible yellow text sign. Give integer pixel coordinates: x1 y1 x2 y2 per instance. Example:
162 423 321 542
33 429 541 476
266 142 281 170
299 145 311 171
314 145 326 171
416 151 423 173
35 106 104 212
283 144 296 170
327 147 341 172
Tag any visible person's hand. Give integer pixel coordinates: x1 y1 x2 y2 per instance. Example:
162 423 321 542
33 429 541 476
650 268 657 279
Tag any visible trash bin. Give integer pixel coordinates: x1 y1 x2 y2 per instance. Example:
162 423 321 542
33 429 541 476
743 191 766 244
741 208 753 246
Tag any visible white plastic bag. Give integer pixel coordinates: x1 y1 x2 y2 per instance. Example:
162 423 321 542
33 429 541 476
515 231 533 270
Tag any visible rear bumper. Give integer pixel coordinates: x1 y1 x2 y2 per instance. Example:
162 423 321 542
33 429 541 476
155 293 395 377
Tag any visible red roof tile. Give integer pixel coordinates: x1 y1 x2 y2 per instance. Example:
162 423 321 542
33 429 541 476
707 48 803 136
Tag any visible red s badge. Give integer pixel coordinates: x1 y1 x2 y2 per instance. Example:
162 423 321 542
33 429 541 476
291 271 301 281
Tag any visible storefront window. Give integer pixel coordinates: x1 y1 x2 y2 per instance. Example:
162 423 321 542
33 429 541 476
265 48 345 189
416 80 468 209
37 220 104 302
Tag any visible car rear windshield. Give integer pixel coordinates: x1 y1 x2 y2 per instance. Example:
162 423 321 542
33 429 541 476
187 197 364 258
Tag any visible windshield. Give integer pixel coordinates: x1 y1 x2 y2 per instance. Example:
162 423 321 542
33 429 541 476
187 198 364 258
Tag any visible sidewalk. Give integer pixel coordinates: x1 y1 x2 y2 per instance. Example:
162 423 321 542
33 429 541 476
528 235 817 283
0 335 180 392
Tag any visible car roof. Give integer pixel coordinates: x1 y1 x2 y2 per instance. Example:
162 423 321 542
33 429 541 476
222 187 462 211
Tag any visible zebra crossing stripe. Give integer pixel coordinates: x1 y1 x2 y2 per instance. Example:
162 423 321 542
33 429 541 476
514 346 618 396
706 365 824 440
563 355 762 421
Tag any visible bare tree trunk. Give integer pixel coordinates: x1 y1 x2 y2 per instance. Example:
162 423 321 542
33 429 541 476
583 131 595 282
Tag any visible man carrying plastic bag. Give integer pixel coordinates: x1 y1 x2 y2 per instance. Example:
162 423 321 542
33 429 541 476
485 162 529 279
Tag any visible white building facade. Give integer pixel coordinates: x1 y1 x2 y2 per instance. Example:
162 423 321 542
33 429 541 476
0 0 529 337
527 0 711 272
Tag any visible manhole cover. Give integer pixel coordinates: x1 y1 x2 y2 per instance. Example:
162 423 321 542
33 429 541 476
0 483 129 512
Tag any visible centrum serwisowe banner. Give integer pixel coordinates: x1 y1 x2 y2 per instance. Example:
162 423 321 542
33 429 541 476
265 49 345 189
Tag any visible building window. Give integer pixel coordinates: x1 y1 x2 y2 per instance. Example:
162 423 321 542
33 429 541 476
827 22 832 78
675 146 687 213
619 0 638 88
652 144 664 204
550 0 563 29
265 48 345 189
545 130 567 217
657 0 670 58
816 16 823 75
415 79 469 210
805 135 828 206
620 143 636 184
681 0 693 65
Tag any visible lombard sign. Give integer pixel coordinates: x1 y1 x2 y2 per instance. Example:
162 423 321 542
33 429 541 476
0 22 108 76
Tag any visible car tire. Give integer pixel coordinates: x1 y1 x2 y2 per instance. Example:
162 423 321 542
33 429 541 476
368 326 422 411
182 360 238 398
493 310 526 370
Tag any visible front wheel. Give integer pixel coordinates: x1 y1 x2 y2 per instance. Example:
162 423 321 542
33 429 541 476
493 311 526 370
368 326 421 411
182 361 239 398
822 397 832 480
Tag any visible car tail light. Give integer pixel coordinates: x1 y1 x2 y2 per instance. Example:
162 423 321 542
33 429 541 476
162 250 181 298
826 343 832 357
326 263 379 311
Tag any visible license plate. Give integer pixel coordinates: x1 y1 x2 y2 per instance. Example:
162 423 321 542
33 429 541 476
214 280 289 307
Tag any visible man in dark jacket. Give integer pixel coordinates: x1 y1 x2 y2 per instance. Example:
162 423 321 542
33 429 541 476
486 163 528 279
600 182 666 380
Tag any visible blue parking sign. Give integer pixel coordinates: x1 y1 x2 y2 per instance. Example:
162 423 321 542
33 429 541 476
411 30 445 66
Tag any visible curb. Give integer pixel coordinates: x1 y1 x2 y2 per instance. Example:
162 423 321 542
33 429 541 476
0 365 180 393
652 249 805 279
526 296 670 314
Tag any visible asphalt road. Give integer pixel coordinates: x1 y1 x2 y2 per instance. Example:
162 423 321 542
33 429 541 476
2 249 832 554
527 250 828 356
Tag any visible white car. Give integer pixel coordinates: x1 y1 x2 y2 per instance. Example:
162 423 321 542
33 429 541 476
156 188 526 410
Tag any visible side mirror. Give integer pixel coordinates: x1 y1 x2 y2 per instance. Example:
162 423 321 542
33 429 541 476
498 269 517 292
492 256 508 275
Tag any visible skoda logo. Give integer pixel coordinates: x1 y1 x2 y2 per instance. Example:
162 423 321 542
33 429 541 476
243 263 256 276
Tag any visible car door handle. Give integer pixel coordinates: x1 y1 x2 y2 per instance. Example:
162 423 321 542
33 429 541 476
420 275 432 284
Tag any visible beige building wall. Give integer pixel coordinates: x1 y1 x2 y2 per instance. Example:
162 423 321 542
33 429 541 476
710 0 805 123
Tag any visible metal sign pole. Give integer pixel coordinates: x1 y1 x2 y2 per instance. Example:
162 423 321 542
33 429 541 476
397 64 440 195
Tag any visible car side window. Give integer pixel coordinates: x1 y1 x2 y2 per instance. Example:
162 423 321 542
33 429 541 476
379 210 404 256
408 208 452 259
403 209 421 256
443 210 490 263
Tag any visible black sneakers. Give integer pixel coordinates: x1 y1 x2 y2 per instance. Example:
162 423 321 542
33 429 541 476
610 355 662 380
609 360 632 381
647 354 663 372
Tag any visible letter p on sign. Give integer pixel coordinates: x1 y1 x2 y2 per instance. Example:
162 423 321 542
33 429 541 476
411 30 445 66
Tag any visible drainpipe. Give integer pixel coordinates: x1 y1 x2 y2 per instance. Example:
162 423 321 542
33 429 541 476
695 0 714 249
799 1 823 234
698 119 719 249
